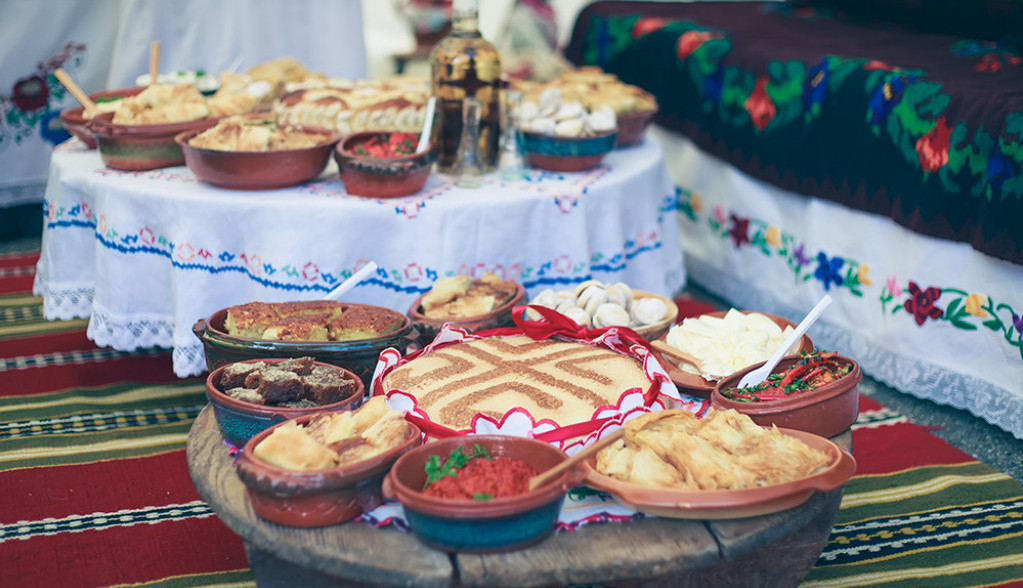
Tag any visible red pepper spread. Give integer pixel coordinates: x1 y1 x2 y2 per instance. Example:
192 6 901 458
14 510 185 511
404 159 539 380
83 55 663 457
348 132 417 158
421 444 538 500
720 350 851 402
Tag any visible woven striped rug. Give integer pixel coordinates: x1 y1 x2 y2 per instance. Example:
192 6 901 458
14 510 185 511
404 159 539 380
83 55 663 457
2 250 1022 588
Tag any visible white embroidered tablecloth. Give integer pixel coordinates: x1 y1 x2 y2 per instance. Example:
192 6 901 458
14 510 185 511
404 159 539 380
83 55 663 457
35 137 685 377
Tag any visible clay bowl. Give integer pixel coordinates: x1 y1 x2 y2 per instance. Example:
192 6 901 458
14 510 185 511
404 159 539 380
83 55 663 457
59 87 144 149
176 126 340 190
581 427 856 519
383 435 574 553
615 108 657 147
192 304 418 391
652 310 814 399
520 130 617 172
205 357 364 447
334 131 433 198
88 112 218 171
407 282 526 347
711 354 862 438
236 414 422 527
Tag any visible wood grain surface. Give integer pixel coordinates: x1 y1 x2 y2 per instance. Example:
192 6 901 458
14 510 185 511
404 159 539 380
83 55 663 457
187 407 851 588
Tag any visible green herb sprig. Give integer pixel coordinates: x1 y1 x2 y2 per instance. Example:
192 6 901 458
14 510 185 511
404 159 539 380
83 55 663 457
424 443 490 483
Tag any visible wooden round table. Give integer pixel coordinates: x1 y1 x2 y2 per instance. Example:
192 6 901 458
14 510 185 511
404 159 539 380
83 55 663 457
187 407 850 588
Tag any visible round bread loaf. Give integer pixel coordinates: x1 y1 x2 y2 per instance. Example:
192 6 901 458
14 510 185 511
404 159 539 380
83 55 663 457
382 335 649 430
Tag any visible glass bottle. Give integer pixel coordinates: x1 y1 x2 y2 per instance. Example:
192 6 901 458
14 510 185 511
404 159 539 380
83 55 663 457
453 97 484 188
497 89 525 181
429 0 502 172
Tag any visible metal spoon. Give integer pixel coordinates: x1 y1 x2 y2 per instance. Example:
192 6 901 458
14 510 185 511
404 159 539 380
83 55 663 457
735 294 833 389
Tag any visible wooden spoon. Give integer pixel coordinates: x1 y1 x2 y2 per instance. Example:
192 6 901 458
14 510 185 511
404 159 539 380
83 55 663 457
53 68 99 118
649 339 713 376
149 40 161 86
527 428 624 491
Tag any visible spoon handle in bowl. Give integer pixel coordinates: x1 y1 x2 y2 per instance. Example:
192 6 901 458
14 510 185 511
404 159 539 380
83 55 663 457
54 68 99 118
527 428 624 491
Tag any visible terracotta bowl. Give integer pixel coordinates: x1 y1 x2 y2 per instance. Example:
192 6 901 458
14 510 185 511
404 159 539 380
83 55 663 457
236 414 422 527
652 310 814 399
176 126 340 190
59 87 144 149
520 130 617 172
407 282 526 347
615 108 657 147
88 112 218 171
205 358 364 447
582 427 856 519
334 132 433 198
383 434 574 553
192 304 418 390
711 355 862 438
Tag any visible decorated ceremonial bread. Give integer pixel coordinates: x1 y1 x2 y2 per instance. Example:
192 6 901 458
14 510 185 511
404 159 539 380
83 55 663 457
252 396 410 470
381 335 650 431
596 408 831 490
224 300 405 342
526 280 669 331
418 272 519 320
274 76 429 137
187 113 325 152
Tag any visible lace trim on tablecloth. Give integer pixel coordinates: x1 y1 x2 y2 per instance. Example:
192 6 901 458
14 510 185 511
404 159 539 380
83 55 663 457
687 258 1023 441
86 308 175 351
36 284 95 320
173 342 208 378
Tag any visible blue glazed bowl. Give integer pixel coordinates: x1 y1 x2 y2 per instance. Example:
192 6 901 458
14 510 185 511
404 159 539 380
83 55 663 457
205 358 364 447
520 130 617 172
383 435 574 553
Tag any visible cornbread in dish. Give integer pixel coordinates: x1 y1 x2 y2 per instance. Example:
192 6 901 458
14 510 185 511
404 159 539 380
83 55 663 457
223 300 404 342
381 335 649 430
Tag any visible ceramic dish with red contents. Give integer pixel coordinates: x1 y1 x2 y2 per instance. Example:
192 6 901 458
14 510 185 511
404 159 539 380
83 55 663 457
711 353 862 438
421 442 538 500
334 131 433 198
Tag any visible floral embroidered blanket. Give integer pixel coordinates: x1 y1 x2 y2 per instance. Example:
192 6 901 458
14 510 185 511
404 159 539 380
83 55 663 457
565 1 1023 266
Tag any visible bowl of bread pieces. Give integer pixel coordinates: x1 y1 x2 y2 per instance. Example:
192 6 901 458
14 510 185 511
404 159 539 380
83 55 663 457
652 309 813 398
205 356 364 447
383 434 575 552
193 299 418 389
60 87 144 149
407 273 525 347
523 280 678 341
236 396 422 527
88 82 220 170
176 113 340 189
515 86 617 173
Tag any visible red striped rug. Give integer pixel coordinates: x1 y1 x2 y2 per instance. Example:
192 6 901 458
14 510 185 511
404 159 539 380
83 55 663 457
2 250 1022 588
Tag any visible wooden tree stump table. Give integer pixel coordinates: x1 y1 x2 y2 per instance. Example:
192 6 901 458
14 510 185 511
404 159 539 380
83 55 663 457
187 407 851 587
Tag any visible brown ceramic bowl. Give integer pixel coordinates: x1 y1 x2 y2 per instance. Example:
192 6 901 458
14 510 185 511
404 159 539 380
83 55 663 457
407 282 526 347
520 130 617 172
59 87 144 149
652 311 814 399
710 354 862 438
205 357 365 447
382 434 574 552
582 427 855 519
89 112 218 171
192 303 418 390
631 290 679 341
334 131 433 198
176 125 340 190
236 413 422 527
615 108 657 147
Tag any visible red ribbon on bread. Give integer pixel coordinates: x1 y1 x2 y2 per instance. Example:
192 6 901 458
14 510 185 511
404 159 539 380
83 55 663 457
480 304 652 352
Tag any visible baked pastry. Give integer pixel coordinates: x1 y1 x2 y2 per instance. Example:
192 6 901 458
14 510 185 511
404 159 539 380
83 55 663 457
595 408 832 490
224 302 280 339
419 272 519 320
112 83 210 125
381 335 649 430
252 396 412 470
187 114 326 152
327 305 406 341
218 357 358 408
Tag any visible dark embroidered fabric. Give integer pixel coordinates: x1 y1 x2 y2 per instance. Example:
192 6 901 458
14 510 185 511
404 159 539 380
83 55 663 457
565 1 1023 266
